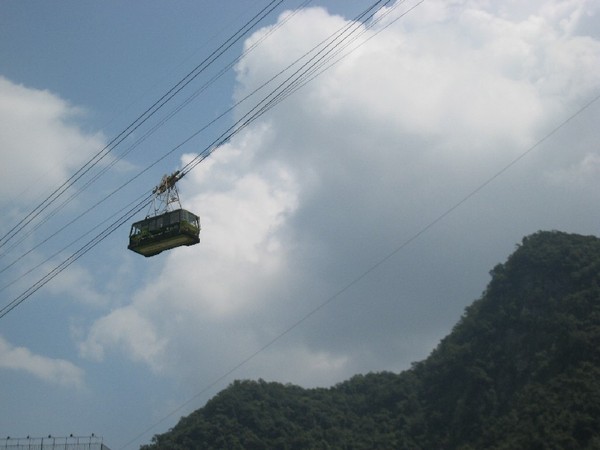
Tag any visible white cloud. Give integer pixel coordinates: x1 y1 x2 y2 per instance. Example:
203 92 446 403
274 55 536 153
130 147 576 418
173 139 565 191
79 305 168 373
546 152 600 188
45 262 107 307
81 0 600 387
0 335 84 388
0 76 105 209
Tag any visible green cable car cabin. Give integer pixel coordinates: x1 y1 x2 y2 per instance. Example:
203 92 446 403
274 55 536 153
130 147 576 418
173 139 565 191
128 208 200 257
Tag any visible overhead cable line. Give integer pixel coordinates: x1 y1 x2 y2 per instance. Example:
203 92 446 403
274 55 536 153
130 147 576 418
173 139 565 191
0 0 285 254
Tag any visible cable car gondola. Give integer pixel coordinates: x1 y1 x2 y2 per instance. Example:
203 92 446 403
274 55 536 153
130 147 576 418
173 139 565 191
128 172 200 257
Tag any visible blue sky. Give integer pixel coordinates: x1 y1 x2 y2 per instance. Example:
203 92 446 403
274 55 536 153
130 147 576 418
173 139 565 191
1 1 600 448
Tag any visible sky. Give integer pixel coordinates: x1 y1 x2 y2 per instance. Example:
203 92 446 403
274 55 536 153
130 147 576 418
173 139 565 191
1 0 600 448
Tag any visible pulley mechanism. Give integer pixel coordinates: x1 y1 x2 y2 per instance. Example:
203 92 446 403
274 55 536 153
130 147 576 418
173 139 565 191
149 171 184 217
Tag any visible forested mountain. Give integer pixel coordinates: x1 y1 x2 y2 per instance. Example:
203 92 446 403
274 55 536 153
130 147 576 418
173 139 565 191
141 231 600 449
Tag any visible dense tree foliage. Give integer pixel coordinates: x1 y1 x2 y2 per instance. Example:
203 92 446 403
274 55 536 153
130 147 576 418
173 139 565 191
141 231 600 449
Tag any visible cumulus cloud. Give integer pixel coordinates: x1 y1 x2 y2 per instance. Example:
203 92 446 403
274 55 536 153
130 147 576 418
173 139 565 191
0 335 84 388
81 0 600 387
45 262 108 307
79 305 168 372
545 152 600 188
0 77 114 313
0 77 105 208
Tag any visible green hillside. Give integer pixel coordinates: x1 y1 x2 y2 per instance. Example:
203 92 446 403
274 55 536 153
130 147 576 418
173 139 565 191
141 231 600 449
